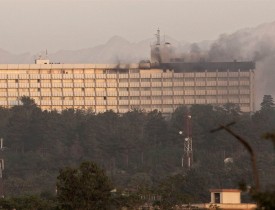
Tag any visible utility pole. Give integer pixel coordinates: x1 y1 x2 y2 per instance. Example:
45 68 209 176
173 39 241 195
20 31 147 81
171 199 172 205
0 138 5 197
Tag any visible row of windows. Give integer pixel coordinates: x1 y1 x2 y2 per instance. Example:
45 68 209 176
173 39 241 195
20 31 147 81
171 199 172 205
0 91 251 97
0 94 250 101
0 85 250 91
0 71 251 77
0 77 251 83
0 99 251 106
0 83 251 88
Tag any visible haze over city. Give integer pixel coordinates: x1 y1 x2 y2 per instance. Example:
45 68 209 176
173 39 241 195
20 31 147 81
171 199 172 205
0 1 274 209
1 0 275 53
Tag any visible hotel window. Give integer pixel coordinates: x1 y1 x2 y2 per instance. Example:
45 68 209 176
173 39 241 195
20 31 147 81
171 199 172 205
37 79 40 83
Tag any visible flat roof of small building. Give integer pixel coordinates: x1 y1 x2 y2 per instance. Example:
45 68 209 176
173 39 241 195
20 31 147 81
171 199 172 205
210 189 241 193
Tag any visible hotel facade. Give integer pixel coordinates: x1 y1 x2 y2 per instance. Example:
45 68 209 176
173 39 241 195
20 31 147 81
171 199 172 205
0 59 255 114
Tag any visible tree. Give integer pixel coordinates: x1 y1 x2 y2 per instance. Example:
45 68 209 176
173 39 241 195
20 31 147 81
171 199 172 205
156 174 192 210
0 195 57 210
260 95 275 112
56 161 112 210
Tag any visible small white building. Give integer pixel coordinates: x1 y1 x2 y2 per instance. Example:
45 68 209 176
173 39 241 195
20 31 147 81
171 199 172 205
210 189 241 204
191 189 256 210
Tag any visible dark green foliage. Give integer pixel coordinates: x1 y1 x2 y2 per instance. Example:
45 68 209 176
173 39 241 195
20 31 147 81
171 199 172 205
56 161 112 210
0 96 273 208
253 190 275 210
260 95 275 112
0 195 58 210
156 174 192 209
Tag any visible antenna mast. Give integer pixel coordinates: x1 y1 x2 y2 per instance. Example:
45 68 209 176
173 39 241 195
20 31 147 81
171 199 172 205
156 28 160 45
183 113 193 169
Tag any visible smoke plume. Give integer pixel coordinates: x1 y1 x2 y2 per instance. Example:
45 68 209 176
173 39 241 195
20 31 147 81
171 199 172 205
171 22 275 108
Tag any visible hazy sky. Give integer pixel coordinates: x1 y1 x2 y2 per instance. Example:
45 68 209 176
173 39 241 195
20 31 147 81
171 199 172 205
1 0 275 54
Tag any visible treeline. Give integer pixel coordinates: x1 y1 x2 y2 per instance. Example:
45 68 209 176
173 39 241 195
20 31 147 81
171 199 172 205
0 96 274 202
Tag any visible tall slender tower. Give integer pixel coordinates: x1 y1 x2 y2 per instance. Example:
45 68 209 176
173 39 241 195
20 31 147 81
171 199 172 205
183 114 193 169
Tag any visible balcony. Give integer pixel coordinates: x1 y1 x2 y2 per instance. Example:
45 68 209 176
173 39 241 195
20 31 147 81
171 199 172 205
240 98 250 103
52 83 62 88
196 90 206 95
62 74 74 79
240 89 250 94
217 90 227 95
140 91 151 96
206 90 217 95
163 82 173 87
196 99 207 104
217 81 228 86
118 91 129 96
118 83 129 87
119 100 129 105
228 90 239 94
152 100 162 104
129 73 139 78
129 91 140 96
19 74 29 79
174 81 183 86
140 82 151 87
29 92 40 97
0 92 7 96
107 83 117 87
107 100 117 106
184 82 195 87
151 82 161 87
74 92 84 96
228 81 239 86
130 82 140 87
140 100 151 105
0 83 8 88
49 74 60 79
96 83 106 88
41 92 52 96
8 75 19 79
0 75 7 79
151 91 162 96
85 100 95 105
206 82 217 86
52 92 62 96
184 90 195 95
63 83 73 88
41 83 51 88
41 101 52 105
40 74 51 79
19 83 30 88
73 74 85 79
130 100 140 105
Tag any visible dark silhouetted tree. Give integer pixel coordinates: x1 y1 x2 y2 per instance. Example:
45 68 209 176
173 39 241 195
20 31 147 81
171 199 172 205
56 161 112 210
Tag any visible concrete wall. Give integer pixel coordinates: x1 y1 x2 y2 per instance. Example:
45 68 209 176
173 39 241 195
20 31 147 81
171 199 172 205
222 191 241 204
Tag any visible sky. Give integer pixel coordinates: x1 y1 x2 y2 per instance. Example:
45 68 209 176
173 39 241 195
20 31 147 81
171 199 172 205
1 0 275 54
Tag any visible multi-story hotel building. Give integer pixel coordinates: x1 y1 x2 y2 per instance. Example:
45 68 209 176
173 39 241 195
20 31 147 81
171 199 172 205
0 58 255 114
